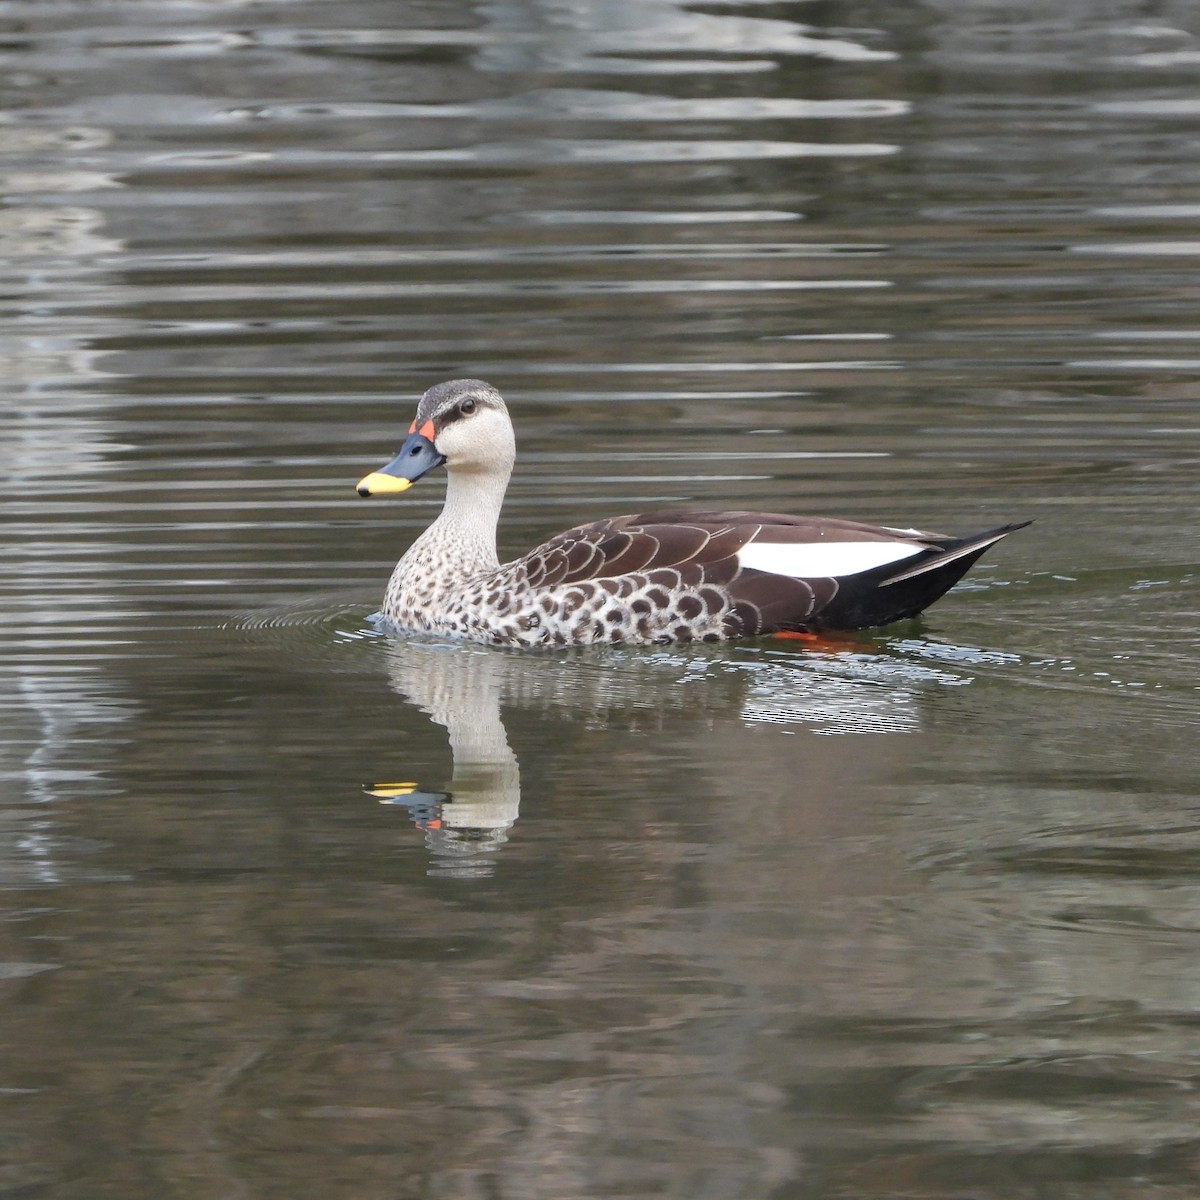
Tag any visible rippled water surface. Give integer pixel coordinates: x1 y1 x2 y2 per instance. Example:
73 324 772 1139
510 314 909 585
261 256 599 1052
4 1 1200 1196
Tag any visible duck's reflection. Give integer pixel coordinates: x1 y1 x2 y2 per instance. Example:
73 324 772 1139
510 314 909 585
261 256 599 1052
364 632 981 878
366 641 522 877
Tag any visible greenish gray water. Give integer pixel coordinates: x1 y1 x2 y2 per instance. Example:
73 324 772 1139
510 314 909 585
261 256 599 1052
3 2 1199 1196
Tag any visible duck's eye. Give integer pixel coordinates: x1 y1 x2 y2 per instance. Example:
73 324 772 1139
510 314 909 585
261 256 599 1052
460 397 477 415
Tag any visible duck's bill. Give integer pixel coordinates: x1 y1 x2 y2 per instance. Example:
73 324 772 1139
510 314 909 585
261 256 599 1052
356 432 446 497
356 471 413 496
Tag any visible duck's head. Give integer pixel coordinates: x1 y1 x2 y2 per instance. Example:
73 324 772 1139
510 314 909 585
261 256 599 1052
356 379 515 497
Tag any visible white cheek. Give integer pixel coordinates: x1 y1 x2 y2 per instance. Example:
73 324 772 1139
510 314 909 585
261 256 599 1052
737 540 922 579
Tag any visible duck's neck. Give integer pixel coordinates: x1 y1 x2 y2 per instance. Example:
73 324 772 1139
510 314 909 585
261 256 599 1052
403 465 507 583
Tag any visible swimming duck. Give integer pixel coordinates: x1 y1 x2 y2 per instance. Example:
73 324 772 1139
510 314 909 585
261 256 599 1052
356 379 1027 648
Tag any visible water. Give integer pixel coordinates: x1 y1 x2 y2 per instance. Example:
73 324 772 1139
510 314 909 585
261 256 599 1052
3 1 1200 1195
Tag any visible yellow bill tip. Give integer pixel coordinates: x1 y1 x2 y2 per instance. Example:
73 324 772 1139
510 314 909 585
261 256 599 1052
356 472 414 497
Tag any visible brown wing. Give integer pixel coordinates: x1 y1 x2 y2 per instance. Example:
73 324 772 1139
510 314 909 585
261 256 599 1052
519 513 761 589
512 512 846 636
518 510 950 587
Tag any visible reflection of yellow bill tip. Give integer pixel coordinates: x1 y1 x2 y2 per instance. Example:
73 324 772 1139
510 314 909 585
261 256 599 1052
356 472 413 497
364 781 419 798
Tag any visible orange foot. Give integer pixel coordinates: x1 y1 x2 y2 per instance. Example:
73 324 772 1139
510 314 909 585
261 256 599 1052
769 629 866 652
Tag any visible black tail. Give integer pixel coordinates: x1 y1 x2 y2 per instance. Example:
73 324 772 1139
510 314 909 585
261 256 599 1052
815 521 1031 630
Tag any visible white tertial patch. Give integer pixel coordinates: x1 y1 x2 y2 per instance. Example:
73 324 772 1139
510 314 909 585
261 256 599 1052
737 539 923 579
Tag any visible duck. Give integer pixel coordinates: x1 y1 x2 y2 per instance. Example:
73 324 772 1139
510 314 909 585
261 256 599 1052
355 379 1028 649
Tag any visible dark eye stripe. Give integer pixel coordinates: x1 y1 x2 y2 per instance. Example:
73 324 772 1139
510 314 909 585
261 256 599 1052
435 398 481 428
